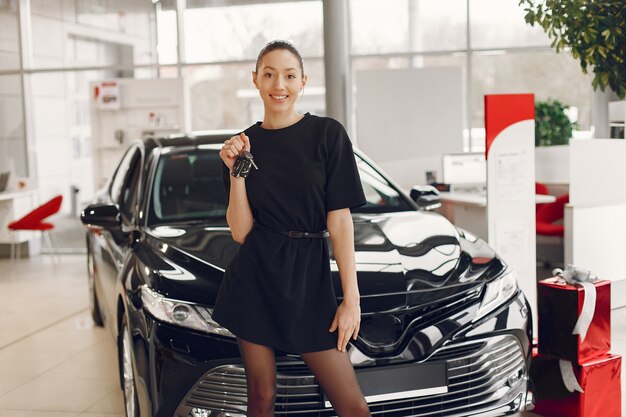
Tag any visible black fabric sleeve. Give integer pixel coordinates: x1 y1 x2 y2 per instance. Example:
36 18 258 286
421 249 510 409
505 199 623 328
324 120 367 212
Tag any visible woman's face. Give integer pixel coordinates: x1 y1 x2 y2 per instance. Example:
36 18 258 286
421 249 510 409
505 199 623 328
253 48 307 115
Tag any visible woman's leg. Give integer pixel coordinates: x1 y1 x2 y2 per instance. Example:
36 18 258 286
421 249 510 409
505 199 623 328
237 337 277 417
300 348 371 417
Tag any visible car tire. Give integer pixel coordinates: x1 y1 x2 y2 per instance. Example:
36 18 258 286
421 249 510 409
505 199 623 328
87 248 104 327
120 314 140 417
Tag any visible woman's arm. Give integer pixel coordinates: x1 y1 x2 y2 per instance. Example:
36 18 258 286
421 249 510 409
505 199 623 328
220 133 255 244
226 176 254 244
326 207 361 352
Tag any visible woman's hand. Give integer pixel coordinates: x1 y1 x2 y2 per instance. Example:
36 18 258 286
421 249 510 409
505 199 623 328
329 300 361 352
220 132 251 172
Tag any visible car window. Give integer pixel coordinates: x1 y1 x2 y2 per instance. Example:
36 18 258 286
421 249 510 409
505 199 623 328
150 149 228 224
353 155 413 213
148 149 412 225
119 151 141 224
110 147 138 204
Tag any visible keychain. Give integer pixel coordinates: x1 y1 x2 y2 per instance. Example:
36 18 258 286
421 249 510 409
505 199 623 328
231 150 259 178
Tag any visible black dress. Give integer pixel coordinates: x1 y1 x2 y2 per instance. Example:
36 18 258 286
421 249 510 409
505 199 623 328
212 113 366 354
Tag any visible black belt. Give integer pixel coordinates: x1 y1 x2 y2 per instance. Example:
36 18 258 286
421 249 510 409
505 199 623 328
254 223 329 239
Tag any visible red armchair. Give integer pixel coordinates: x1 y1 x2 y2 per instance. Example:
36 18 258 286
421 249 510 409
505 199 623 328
8 195 63 261
535 181 550 213
536 193 569 237
536 193 569 269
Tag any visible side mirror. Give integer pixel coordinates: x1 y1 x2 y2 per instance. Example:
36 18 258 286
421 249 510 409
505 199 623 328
81 203 121 229
410 185 441 210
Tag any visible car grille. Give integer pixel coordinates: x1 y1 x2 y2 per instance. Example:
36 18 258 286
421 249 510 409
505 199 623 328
181 335 526 417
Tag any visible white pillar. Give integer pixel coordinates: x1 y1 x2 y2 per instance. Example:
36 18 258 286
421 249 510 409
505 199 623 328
18 0 36 179
592 88 617 138
322 0 353 136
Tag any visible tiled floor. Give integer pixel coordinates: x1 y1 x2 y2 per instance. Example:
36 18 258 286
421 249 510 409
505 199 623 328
0 255 123 417
0 254 623 417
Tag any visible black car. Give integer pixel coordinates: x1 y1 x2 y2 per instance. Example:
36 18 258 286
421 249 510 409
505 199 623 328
81 133 534 417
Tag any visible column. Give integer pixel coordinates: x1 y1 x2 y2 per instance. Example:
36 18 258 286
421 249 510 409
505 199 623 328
322 0 352 136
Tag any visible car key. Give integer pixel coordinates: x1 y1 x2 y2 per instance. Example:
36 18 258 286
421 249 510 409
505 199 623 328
231 150 259 178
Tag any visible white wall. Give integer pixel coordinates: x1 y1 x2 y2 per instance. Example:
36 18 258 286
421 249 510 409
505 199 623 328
535 144 569 185
565 139 626 309
355 67 464 190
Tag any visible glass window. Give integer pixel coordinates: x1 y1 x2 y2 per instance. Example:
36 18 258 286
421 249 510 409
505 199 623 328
156 6 177 65
470 0 551 49
150 149 228 224
76 0 154 36
184 58 325 130
406 0 467 52
353 53 466 72
110 147 139 204
148 148 413 226
354 155 413 213
351 0 409 55
353 56 411 72
30 0 157 69
470 50 593 135
0 0 21 71
0 75 25 177
417 54 467 68
183 1 323 64
120 151 141 224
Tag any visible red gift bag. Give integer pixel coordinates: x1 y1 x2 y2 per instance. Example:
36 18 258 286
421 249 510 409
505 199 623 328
531 353 621 417
538 278 610 364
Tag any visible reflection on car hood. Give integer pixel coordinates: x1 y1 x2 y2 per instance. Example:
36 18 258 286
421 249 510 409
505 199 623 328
345 211 502 309
138 211 506 358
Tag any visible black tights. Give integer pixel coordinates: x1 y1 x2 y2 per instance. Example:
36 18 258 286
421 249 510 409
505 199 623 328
237 337 371 417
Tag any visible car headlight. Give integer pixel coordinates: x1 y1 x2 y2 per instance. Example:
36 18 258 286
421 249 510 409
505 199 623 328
473 270 518 322
140 285 234 337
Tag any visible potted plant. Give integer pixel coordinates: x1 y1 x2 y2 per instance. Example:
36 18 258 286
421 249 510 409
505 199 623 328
535 99 578 146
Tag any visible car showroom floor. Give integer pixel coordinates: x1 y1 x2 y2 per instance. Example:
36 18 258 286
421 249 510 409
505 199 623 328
0 255 624 417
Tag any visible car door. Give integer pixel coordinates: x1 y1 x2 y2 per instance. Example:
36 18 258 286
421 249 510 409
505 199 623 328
97 146 142 322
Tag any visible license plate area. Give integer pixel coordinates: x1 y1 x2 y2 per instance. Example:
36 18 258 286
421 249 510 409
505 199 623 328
324 361 448 407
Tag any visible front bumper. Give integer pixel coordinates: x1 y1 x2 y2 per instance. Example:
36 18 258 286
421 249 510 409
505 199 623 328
178 334 530 417
135 291 532 417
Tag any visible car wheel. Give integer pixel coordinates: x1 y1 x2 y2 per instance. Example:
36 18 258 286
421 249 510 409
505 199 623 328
87 249 104 327
120 314 139 417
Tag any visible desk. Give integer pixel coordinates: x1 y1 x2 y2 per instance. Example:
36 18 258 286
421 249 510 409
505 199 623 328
0 189 39 256
438 192 557 241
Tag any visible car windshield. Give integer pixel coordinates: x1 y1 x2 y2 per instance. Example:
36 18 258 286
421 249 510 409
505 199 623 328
148 148 413 226
149 149 228 225
356 156 414 213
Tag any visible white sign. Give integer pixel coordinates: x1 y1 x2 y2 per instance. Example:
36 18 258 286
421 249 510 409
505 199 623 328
94 81 121 110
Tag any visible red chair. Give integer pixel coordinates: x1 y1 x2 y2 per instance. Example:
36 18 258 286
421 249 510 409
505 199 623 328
536 193 569 269
535 181 550 213
8 195 63 261
536 193 569 237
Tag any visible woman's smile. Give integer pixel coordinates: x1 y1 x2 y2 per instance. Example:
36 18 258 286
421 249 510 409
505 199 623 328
269 93 289 103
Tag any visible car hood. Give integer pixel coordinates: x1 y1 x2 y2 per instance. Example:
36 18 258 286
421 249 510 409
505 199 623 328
137 211 507 357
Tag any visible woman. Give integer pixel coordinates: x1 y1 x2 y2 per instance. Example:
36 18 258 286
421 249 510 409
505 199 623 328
213 40 371 417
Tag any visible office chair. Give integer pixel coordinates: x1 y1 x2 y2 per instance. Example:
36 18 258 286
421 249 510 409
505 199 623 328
8 195 63 262
535 181 550 213
536 193 569 269
536 193 569 236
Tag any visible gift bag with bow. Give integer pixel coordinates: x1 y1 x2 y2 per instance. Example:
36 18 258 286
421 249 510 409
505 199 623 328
530 350 621 417
538 264 611 364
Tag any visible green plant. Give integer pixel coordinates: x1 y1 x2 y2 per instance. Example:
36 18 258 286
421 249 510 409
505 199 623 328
535 99 578 146
519 0 626 99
